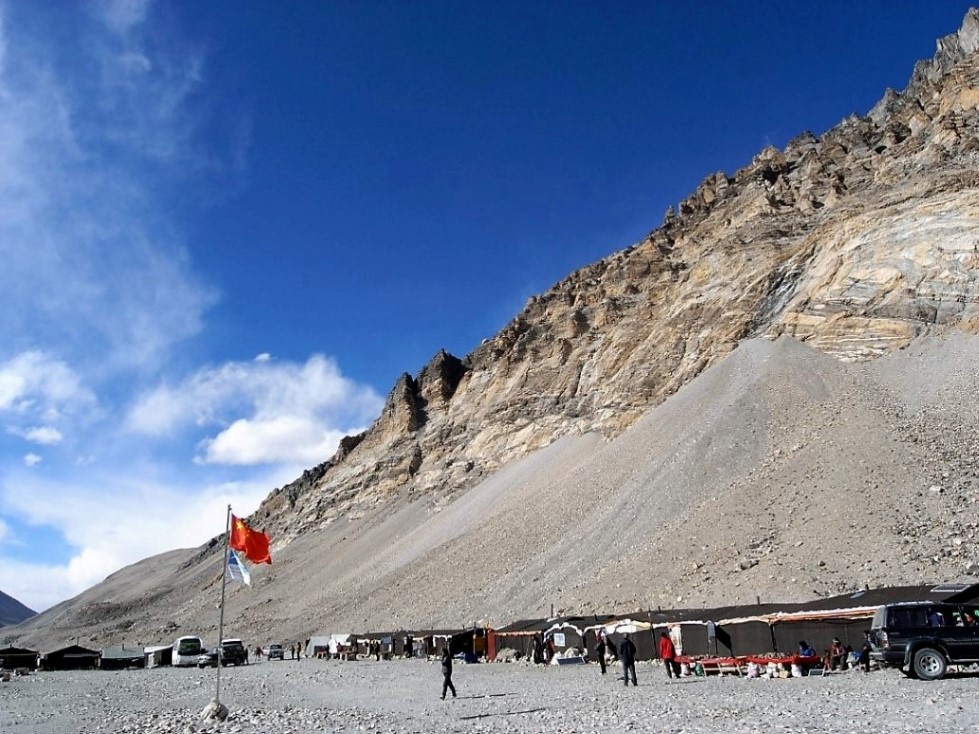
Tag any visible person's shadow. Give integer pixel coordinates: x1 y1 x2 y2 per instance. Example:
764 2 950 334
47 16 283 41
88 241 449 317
459 708 546 720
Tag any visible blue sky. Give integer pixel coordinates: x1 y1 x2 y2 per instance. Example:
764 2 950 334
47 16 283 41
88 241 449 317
0 0 972 613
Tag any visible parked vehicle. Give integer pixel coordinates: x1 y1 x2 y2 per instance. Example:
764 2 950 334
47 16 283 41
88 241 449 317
266 643 284 661
172 636 204 667
870 601 979 680
196 649 219 668
221 639 248 666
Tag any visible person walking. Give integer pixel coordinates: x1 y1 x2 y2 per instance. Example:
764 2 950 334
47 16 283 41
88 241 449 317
659 631 679 679
440 647 457 699
594 632 607 675
619 633 637 686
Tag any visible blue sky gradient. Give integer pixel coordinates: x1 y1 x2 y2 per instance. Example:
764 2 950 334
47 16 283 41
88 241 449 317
0 0 973 612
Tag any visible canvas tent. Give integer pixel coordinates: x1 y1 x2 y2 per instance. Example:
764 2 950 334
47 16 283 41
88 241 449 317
489 618 548 660
100 646 145 670
767 584 979 655
306 636 331 658
328 633 361 658
598 616 655 660
542 617 592 653
144 645 172 668
0 646 38 670
40 644 100 670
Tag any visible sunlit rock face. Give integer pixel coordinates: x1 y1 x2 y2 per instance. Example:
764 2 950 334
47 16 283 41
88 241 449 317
264 9 979 540
8 9 979 651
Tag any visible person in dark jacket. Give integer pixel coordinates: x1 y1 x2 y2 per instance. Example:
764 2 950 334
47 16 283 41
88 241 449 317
860 630 873 673
594 632 607 675
532 634 544 665
440 647 457 699
619 633 637 686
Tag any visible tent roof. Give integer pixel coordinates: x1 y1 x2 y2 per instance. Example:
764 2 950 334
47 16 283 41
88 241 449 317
0 646 37 655
494 618 549 634
101 646 145 659
44 644 100 657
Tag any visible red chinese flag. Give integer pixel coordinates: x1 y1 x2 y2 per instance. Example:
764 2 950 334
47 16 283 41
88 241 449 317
229 514 272 565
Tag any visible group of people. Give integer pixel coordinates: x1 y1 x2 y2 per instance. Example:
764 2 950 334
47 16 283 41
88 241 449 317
438 630 679 698
798 631 873 673
592 630 678 687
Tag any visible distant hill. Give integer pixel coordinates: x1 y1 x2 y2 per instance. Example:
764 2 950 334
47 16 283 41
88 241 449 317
0 590 36 627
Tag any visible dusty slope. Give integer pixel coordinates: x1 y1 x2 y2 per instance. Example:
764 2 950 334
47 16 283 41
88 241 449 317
6 9 979 651
6 334 978 649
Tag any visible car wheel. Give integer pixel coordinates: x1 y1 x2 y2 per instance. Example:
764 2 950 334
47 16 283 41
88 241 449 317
912 647 947 681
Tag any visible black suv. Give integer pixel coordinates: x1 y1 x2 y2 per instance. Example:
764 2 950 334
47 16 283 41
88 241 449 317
220 639 248 666
870 602 979 680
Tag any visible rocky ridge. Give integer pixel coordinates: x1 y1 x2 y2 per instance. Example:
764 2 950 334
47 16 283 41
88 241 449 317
254 8 979 544
5 9 979 650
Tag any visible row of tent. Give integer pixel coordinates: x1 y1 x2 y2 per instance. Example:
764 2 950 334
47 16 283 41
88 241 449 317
491 583 979 662
4 582 978 671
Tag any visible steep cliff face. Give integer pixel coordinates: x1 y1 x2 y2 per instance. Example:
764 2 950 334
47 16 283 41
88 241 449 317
255 9 979 547
8 9 979 649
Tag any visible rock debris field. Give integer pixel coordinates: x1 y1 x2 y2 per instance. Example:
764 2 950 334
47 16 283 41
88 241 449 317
4 659 979 734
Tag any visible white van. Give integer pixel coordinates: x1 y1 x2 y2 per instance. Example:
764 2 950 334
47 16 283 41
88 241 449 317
172 636 204 667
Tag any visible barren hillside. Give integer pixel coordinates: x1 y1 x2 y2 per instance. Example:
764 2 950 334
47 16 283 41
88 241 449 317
5 9 979 650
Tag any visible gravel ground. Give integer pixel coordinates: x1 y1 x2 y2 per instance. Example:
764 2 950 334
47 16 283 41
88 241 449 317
4 658 979 734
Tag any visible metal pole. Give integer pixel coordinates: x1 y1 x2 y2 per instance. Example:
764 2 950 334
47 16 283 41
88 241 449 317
215 504 231 706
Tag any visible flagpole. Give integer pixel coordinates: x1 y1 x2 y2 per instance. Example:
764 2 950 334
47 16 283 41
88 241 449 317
215 503 231 707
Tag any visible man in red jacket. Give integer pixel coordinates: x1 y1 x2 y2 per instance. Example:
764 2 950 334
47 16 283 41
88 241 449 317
659 631 680 679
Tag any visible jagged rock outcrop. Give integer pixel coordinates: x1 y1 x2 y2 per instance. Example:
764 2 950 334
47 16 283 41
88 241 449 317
257 8 979 548
7 9 979 648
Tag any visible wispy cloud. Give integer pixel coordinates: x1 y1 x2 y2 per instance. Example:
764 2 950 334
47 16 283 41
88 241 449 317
0 1 216 373
93 0 151 35
0 352 95 416
0 3 381 614
0 465 286 611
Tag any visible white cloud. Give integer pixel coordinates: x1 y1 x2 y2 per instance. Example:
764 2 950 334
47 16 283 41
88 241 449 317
0 352 95 415
9 426 64 445
128 354 382 465
199 416 351 465
0 467 287 612
0 2 376 616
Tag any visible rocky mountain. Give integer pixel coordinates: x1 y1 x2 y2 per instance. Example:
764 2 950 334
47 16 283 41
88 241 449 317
0 589 36 627
5 9 979 650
